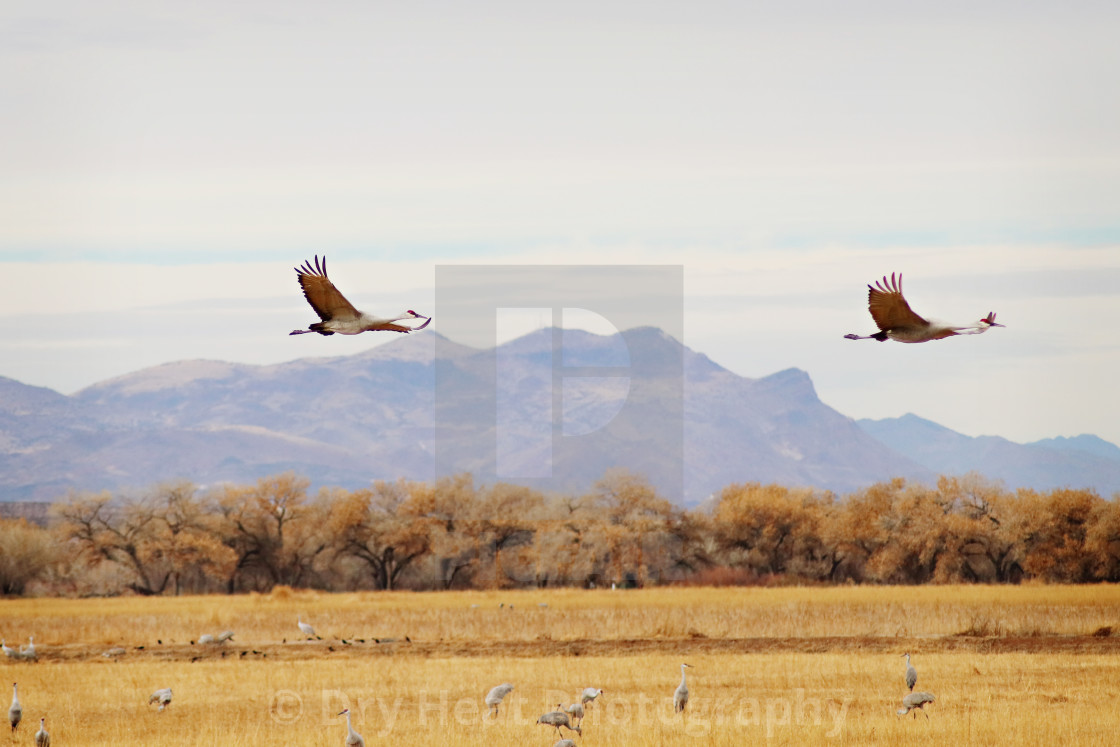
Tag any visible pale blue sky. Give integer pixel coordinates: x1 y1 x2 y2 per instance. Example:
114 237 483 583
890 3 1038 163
2 1 1119 447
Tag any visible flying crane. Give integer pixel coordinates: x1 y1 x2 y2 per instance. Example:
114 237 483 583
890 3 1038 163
844 273 1004 343
289 256 431 336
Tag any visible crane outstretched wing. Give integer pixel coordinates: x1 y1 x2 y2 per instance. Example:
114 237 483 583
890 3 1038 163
294 256 361 322
867 272 928 332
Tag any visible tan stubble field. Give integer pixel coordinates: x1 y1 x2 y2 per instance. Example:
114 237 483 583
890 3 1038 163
2 584 1119 745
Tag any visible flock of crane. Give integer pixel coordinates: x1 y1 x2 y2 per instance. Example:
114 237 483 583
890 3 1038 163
4 637 47 745
896 653 936 719
489 683 607 743
1 638 34 662
330 649 934 745
287 257 1004 346
3 619 935 745
6 683 48 747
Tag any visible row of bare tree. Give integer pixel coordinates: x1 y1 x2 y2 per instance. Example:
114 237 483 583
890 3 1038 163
1 470 1118 596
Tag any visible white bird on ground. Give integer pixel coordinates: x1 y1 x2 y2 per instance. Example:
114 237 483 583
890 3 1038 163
484 683 514 717
18 637 35 661
674 663 693 713
149 688 173 712
297 616 316 638
897 691 936 719
102 647 127 658
339 708 365 747
565 702 584 726
1 641 15 659
580 687 604 706
554 740 577 747
9 683 21 733
902 653 917 692
844 272 1004 343
197 634 215 645
289 256 431 336
35 716 49 747
536 706 581 738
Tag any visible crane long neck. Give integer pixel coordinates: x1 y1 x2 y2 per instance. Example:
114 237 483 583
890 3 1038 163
952 321 991 335
680 666 687 686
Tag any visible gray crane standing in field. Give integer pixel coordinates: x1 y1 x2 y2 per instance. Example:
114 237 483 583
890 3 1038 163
19 637 35 661
674 663 693 713
844 272 1004 343
897 691 936 719
339 708 365 747
35 716 49 747
297 615 317 639
1 641 15 660
149 688 173 712
536 706 581 738
580 687 604 707
902 653 917 691
485 683 514 717
8 683 20 734
565 701 584 727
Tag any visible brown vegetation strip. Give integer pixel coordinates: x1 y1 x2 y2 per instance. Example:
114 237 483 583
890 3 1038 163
15 472 1119 599
32 634 1120 664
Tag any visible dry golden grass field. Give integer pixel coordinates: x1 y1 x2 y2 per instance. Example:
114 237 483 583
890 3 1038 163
3 585 1120 745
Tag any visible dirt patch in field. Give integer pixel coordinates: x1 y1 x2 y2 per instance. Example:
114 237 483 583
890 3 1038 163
25 634 1120 664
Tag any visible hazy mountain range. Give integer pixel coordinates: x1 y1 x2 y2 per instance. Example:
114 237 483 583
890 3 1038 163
1 327 1117 504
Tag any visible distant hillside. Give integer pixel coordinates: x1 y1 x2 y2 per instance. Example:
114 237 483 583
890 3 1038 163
1 329 1116 503
1028 434 1120 462
857 413 1120 495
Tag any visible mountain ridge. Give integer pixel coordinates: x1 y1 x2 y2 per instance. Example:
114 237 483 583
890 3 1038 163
857 413 1120 495
1 329 1116 502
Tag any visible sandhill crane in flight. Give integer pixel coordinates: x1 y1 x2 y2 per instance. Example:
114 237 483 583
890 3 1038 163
148 688 172 712
289 256 431 336
35 717 49 747
897 691 936 719
339 708 365 747
8 683 20 733
844 273 1004 343
674 663 693 713
536 706 581 738
902 653 917 691
484 683 514 717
